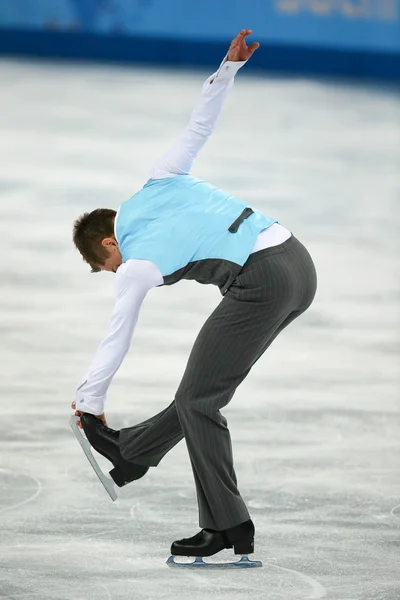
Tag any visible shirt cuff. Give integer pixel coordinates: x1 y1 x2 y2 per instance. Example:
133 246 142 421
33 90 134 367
75 391 106 416
215 59 247 80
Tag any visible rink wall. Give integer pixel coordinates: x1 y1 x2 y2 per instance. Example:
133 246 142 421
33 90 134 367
0 1 399 79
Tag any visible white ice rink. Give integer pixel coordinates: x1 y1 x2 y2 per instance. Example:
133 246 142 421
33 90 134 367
0 58 399 600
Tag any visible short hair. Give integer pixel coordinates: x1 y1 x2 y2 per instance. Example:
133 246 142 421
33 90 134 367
73 208 117 272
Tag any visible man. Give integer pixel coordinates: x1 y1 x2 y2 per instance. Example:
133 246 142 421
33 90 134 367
71 29 317 561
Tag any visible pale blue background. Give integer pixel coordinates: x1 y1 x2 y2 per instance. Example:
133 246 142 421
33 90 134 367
0 0 399 53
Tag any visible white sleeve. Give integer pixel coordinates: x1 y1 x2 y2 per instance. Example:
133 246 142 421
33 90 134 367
150 57 247 180
75 259 163 415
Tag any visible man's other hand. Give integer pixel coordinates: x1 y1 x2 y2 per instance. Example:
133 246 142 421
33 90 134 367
71 401 107 429
227 29 260 62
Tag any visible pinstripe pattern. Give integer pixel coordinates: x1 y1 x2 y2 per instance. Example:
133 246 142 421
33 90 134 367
119 235 317 530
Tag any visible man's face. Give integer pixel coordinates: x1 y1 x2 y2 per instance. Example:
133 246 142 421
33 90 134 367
100 237 122 273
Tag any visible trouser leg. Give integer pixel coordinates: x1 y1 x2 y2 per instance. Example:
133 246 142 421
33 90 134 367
174 239 317 530
174 295 295 531
119 307 304 509
119 401 184 467
118 308 304 471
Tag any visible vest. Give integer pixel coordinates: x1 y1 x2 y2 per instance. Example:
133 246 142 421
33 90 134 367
116 175 277 294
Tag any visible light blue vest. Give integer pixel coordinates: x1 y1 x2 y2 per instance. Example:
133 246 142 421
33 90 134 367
116 175 277 290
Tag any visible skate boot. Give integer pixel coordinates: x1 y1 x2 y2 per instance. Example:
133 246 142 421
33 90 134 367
80 413 148 487
168 519 262 569
171 528 228 557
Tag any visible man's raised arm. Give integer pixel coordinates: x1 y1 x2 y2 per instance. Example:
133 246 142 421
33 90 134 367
150 30 260 180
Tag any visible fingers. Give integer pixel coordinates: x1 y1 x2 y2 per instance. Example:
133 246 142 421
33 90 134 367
71 402 83 428
70 404 107 429
237 29 252 38
240 29 255 44
229 29 260 59
74 410 83 428
230 29 251 47
248 42 260 55
232 29 250 47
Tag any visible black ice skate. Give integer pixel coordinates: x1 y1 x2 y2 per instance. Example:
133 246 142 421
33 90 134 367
167 519 262 569
70 414 148 501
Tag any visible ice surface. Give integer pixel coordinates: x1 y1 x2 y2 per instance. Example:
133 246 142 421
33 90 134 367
0 58 399 600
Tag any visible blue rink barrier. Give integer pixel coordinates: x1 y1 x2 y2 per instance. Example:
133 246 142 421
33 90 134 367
0 1 399 80
0 29 399 80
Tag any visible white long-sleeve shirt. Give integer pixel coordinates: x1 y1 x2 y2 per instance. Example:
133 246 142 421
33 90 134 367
75 56 290 415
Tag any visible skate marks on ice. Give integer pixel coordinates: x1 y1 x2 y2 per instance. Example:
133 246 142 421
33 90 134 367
98 583 112 600
166 555 325 599
0 467 42 515
0 582 116 600
264 563 326 599
390 503 400 520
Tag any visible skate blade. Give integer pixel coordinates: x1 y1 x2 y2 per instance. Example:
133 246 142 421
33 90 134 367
69 416 118 502
166 555 263 569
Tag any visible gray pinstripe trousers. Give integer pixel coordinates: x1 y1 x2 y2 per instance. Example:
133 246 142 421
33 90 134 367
119 235 317 530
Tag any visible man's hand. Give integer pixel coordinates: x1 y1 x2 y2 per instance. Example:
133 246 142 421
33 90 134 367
71 401 107 429
227 29 260 62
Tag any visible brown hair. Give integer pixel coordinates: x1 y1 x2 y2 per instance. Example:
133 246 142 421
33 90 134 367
73 208 117 272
